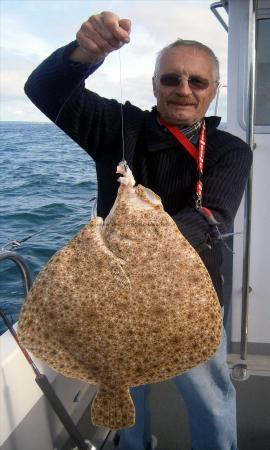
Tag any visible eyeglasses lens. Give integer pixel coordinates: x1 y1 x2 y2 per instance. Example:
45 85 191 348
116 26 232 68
160 74 210 90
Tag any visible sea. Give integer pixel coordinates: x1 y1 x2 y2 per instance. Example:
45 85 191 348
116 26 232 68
0 121 97 335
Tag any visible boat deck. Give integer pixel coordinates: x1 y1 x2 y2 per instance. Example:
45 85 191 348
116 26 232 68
63 369 270 450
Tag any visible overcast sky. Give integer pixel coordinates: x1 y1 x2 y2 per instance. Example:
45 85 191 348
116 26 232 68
1 0 228 122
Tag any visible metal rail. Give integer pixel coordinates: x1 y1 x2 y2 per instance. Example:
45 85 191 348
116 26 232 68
240 0 257 362
0 251 33 293
211 0 257 380
210 2 229 32
231 0 257 381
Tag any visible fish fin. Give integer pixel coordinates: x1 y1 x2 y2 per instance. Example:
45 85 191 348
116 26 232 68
91 386 135 430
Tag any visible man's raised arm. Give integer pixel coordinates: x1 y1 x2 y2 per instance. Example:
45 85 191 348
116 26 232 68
24 11 131 157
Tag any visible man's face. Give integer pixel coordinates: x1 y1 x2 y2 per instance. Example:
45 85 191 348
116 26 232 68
152 46 219 127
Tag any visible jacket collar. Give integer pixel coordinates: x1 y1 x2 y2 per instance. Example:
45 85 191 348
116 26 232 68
145 107 221 153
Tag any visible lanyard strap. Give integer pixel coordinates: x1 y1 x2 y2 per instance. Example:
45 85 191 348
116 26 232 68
159 116 199 161
195 120 206 209
159 117 218 226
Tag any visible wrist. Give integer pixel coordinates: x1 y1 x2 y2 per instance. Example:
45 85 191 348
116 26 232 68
68 46 104 64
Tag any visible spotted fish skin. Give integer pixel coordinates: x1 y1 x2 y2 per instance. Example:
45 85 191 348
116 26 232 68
18 164 222 430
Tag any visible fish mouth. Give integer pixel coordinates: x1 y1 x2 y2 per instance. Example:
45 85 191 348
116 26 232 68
135 185 162 207
116 162 135 187
105 163 162 223
116 162 161 207
122 185 162 210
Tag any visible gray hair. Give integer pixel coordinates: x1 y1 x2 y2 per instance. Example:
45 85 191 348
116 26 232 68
154 39 220 80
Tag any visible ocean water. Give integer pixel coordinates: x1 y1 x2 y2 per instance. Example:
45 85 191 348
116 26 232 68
0 121 97 334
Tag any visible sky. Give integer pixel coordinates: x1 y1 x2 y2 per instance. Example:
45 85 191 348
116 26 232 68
0 0 228 122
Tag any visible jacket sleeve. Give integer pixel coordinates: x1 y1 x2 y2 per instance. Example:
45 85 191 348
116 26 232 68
24 41 123 160
172 140 253 250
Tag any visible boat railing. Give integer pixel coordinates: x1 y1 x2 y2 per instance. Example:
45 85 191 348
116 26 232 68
0 250 33 294
210 1 229 32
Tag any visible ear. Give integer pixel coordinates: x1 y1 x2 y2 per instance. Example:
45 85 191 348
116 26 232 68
152 76 158 98
211 82 220 102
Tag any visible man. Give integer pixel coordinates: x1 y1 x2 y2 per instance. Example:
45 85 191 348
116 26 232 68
25 11 252 450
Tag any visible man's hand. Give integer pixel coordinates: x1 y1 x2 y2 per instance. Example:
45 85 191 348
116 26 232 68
69 11 131 64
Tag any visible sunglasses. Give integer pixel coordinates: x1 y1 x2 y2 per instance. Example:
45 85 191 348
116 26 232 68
159 73 219 90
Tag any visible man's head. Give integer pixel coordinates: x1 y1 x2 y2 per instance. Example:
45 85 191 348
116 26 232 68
152 39 220 127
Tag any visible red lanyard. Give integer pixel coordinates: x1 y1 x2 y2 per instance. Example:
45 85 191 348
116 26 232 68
159 117 218 226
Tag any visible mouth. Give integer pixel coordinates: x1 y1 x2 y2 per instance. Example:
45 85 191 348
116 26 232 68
168 96 197 107
169 101 196 107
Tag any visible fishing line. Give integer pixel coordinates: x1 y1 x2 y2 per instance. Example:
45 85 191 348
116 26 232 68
118 48 126 166
54 79 85 126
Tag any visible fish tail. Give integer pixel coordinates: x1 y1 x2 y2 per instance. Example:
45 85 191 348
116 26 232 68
91 386 135 429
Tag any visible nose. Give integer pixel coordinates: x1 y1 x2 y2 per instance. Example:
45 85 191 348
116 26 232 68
175 77 193 95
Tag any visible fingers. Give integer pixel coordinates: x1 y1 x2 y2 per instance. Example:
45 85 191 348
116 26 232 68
119 18 131 35
99 11 131 43
76 11 131 62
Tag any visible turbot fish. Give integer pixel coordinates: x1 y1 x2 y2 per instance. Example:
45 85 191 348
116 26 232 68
18 162 222 430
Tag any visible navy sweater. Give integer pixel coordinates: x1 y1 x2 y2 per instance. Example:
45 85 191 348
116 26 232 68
24 41 253 305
